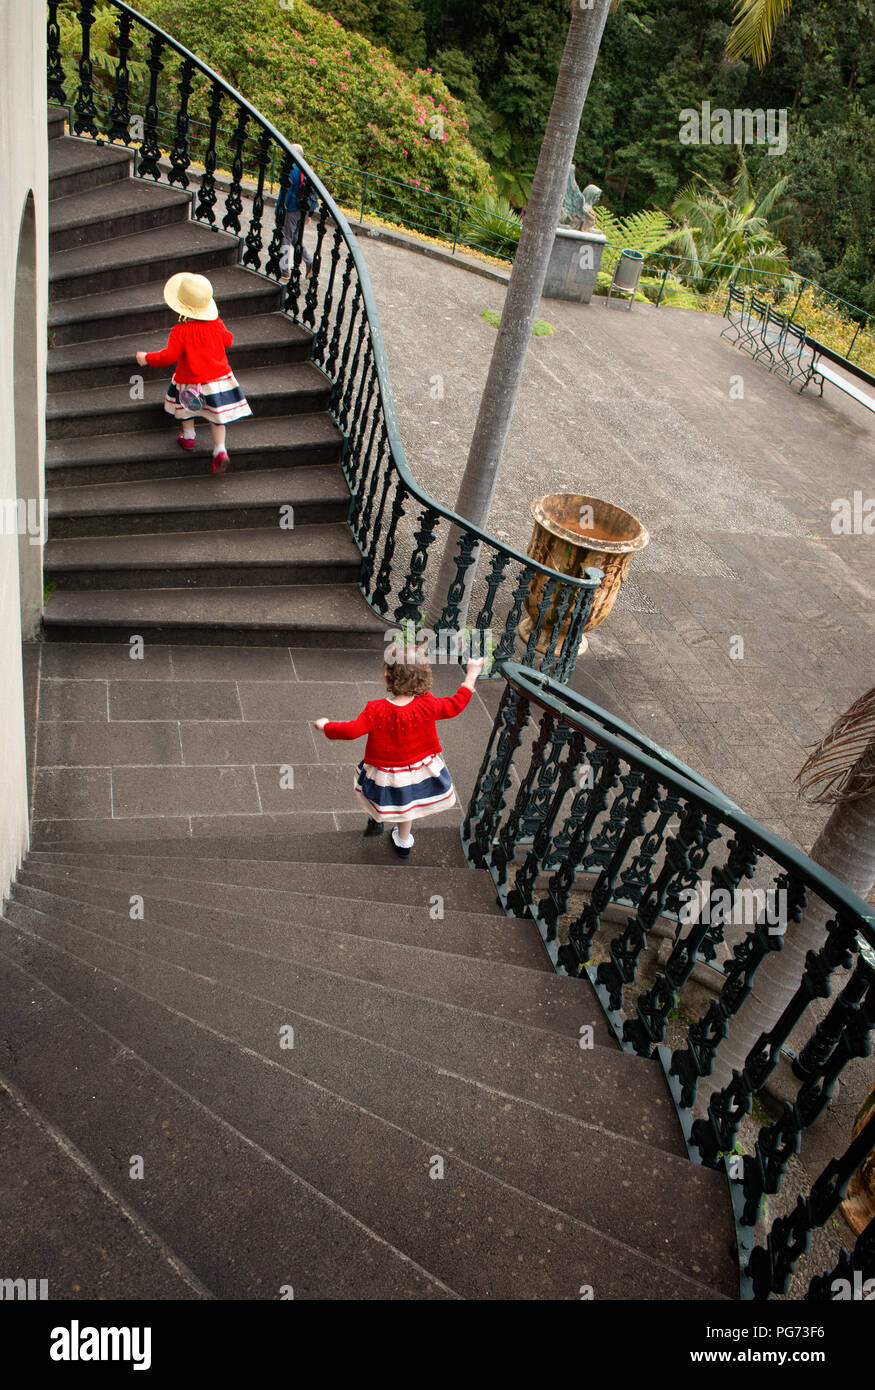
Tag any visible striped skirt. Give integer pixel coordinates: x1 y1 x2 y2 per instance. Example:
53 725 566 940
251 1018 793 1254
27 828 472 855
163 372 252 425
354 754 457 822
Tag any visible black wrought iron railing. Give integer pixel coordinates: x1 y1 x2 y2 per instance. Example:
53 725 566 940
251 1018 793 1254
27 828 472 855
463 663 875 1299
46 0 602 679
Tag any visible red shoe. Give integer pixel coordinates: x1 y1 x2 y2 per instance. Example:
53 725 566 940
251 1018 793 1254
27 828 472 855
177 433 196 451
210 451 230 474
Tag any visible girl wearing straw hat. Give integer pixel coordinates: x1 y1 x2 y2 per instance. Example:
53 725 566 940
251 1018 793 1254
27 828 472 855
135 272 251 474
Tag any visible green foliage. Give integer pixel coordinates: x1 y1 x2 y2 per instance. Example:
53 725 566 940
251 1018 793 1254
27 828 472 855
306 0 427 72
132 0 491 206
594 204 680 279
462 193 521 260
481 310 555 337
667 150 793 291
58 3 151 97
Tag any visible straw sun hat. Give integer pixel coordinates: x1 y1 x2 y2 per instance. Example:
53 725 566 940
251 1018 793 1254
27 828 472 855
163 272 218 321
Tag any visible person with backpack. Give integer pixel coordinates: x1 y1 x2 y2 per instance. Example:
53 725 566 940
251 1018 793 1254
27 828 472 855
280 143 319 280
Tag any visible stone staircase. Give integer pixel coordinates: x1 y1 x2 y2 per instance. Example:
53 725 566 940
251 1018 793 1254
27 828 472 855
44 106 384 648
0 829 738 1299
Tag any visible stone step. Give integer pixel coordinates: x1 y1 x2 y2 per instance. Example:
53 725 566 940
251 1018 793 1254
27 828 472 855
49 265 282 346
0 1078 206 1299
49 220 239 302
0 905 733 1297
48 312 311 391
49 178 192 253
46 362 332 439
44 523 361 590
13 865 594 1037
46 412 343 486
4 881 672 1143
47 105 67 141
48 136 132 200
5 893 736 1296
30 828 469 868
0 937 450 1299
46 465 350 538
42 583 386 647
22 851 504 916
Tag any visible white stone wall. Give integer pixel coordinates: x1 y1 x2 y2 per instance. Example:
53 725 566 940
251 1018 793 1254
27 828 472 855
0 0 48 900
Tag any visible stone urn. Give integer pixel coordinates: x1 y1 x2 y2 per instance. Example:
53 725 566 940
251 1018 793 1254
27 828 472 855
518 493 649 658
841 1080 875 1236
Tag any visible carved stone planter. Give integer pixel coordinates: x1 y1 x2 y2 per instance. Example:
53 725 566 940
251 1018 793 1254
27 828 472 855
518 493 649 658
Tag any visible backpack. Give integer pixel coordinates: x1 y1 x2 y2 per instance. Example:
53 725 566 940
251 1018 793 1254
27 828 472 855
284 164 318 215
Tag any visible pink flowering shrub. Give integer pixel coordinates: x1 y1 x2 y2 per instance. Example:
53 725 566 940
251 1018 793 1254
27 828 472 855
136 0 490 210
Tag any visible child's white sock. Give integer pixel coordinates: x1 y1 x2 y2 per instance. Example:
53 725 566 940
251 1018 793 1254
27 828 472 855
212 442 226 456
182 422 196 439
392 827 414 849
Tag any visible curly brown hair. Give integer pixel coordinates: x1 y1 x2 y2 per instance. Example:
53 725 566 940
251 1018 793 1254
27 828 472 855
383 646 433 697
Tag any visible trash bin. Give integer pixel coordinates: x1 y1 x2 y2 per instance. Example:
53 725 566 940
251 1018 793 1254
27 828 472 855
607 247 644 309
518 493 649 658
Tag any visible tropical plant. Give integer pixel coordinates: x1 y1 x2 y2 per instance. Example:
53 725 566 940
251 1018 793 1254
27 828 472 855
461 193 521 260
667 149 793 292
710 685 875 1097
593 204 680 276
725 0 793 68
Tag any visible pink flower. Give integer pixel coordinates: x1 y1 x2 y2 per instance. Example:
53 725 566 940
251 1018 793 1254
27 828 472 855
308 57 316 65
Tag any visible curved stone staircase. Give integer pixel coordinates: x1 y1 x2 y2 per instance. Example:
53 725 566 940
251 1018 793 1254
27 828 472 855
45 106 383 648
3 107 740 1300
1 829 737 1299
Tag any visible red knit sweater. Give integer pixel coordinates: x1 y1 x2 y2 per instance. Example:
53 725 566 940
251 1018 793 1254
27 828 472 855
322 687 473 769
145 319 234 383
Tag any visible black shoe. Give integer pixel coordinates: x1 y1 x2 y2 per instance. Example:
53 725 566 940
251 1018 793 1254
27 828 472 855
364 818 383 837
391 829 413 859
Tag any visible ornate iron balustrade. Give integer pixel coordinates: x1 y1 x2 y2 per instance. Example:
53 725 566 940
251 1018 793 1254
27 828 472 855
463 662 875 1299
46 0 602 679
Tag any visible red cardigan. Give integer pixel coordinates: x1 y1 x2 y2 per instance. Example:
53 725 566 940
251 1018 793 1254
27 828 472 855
322 687 473 769
145 319 234 384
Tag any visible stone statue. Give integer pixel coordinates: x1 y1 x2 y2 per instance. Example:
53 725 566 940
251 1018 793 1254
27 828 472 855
561 167 602 232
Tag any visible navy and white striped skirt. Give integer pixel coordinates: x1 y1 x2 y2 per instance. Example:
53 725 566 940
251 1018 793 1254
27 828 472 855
163 372 252 425
354 754 457 822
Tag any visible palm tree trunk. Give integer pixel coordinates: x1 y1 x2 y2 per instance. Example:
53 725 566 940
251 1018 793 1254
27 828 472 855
708 787 875 1098
426 0 611 626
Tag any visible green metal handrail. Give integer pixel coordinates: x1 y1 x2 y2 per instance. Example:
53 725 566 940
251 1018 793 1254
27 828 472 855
463 661 875 1299
47 0 601 680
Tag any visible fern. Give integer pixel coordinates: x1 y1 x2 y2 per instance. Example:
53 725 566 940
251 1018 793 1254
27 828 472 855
594 205 679 278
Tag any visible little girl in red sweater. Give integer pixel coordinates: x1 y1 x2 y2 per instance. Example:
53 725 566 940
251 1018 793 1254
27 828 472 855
135 272 251 475
314 647 484 858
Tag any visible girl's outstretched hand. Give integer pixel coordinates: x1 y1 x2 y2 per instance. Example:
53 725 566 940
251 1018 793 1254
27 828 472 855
466 658 485 676
135 352 148 367
313 718 329 731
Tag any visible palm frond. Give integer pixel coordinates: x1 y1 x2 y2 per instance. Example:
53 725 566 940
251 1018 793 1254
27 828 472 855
796 686 875 805
726 0 793 69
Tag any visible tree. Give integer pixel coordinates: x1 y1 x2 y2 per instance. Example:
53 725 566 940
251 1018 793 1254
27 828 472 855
708 686 875 1099
726 0 794 68
429 0 612 623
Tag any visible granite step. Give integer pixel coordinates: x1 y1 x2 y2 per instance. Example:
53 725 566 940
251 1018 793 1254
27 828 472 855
49 178 192 253
49 220 239 301
29 828 469 868
45 412 343 486
48 313 312 391
44 523 362 590
46 465 350 537
47 105 67 141
4 892 737 1296
0 904 732 1297
0 938 451 1300
48 136 132 200
42 583 386 647
46 362 332 439
48 265 282 346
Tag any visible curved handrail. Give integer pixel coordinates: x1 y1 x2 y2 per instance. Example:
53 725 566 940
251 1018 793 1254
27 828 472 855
501 661 874 939
49 0 602 674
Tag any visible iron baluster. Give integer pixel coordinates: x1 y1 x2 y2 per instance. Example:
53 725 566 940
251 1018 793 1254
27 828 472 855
166 55 195 184
618 789 683 910
107 8 135 144
472 550 510 640
492 708 559 890
47 1 66 105
436 531 479 635
804 1215 875 1300
505 722 581 916
347 369 379 506
540 582 575 679
73 0 99 138
462 684 520 853
395 506 441 625
242 126 271 269
302 194 328 331
543 747 617 941
332 277 362 416
222 104 249 234
698 831 763 963
357 422 391 557
471 691 530 869
137 32 165 180
313 223 343 367
338 301 368 434
492 565 534 665
594 773 664 1014
265 152 293 277
367 468 405 612
523 576 558 666
326 244 354 384
795 953 875 1081
194 82 223 223
585 768 643 874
